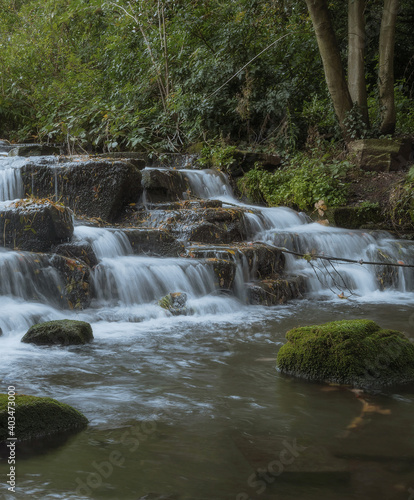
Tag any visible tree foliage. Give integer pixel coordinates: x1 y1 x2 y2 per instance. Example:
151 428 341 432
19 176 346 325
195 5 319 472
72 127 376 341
0 0 412 151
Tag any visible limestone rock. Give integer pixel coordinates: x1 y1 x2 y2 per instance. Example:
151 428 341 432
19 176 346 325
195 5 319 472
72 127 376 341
348 138 413 172
21 159 142 222
0 200 73 252
123 228 184 257
204 258 237 290
247 276 305 305
8 144 60 157
141 169 190 203
49 255 92 309
53 241 99 268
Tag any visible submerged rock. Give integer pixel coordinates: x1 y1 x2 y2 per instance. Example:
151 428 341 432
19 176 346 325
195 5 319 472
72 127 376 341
276 319 414 388
0 199 73 252
22 319 93 345
0 393 88 443
158 292 189 316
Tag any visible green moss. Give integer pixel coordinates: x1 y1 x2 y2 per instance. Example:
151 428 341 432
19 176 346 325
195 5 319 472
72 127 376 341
0 394 88 442
21 319 93 346
276 319 414 387
326 203 382 229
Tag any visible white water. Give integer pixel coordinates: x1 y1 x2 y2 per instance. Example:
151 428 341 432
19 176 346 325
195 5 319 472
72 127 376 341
0 159 412 341
0 156 25 200
0 157 413 500
179 168 414 300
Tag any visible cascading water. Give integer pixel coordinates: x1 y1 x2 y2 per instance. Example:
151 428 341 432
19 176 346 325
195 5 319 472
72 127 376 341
0 157 25 201
1 155 413 500
72 225 240 316
180 168 414 299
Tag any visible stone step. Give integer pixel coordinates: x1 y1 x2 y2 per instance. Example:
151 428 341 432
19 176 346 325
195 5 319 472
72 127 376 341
186 242 285 279
246 276 306 305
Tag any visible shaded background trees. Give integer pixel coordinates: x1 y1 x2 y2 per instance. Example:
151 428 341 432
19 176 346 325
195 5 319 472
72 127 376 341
0 0 412 152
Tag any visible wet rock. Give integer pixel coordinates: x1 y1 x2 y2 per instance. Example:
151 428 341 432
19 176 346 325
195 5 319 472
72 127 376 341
90 153 146 170
0 139 13 154
141 169 190 203
348 138 413 172
0 393 88 443
0 200 74 252
158 292 189 316
49 255 91 309
138 207 248 243
187 242 285 279
247 275 305 305
9 144 60 157
276 319 414 388
326 205 382 229
52 241 99 268
122 228 184 257
141 199 222 211
204 258 236 290
21 319 93 346
21 159 142 222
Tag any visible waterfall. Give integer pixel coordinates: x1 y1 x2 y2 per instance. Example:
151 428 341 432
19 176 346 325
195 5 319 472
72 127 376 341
74 226 133 259
181 168 234 200
169 168 414 298
73 226 237 313
0 250 67 305
93 256 216 306
0 157 24 201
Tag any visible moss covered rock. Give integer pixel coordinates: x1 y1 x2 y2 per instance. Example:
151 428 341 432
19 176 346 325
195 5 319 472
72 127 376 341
22 319 93 346
276 319 414 387
0 394 87 442
326 204 382 229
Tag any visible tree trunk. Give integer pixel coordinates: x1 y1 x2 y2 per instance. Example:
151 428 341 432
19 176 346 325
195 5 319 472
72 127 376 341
379 0 399 134
348 0 370 126
305 0 353 137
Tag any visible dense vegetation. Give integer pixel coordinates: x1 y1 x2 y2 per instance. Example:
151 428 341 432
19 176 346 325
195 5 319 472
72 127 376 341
0 0 413 154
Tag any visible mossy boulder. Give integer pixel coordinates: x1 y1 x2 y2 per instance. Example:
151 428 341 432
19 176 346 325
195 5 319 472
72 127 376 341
276 319 414 388
22 319 93 346
0 394 88 442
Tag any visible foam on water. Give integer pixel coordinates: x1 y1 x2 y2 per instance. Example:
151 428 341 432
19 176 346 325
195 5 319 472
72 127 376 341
175 168 414 298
